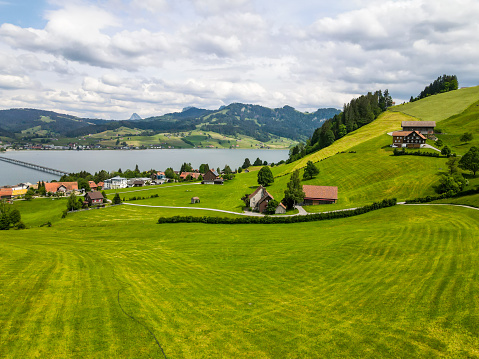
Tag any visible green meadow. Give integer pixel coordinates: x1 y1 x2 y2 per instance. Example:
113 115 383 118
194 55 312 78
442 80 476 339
2 86 479 358
1 204 479 358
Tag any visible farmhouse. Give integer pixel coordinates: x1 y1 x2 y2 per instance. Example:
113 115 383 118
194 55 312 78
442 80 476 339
45 182 79 194
392 130 426 148
202 169 223 184
84 191 104 206
0 187 13 200
302 185 338 205
88 181 98 191
401 121 436 134
249 186 274 213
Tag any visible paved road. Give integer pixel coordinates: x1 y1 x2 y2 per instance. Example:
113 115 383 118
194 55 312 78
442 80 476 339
400 203 479 211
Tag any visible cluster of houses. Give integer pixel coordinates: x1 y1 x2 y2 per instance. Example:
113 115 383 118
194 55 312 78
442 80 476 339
247 185 339 214
391 121 435 148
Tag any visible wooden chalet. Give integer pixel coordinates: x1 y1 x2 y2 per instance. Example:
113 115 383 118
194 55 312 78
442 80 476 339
302 185 338 205
392 130 426 148
202 169 223 184
84 191 104 206
401 121 435 134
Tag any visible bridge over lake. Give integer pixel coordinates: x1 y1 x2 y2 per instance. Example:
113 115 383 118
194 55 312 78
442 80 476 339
0 156 69 176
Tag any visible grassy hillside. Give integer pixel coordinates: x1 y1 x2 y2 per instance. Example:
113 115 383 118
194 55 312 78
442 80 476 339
1 204 478 358
390 86 479 122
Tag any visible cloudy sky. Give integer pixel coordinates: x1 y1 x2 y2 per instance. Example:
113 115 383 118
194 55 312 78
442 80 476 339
0 0 478 120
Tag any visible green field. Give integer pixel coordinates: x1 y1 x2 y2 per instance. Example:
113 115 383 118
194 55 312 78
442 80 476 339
1 204 479 358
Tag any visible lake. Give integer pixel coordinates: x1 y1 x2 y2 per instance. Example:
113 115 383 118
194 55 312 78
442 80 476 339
0 149 289 186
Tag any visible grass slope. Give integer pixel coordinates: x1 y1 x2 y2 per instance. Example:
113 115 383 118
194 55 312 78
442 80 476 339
390 86 479 122
1 205 479 358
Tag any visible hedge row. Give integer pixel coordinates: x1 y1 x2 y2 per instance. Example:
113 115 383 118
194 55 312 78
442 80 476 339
406 187 479 204
125 193 159 201
157 198 397 225
393 148 440 157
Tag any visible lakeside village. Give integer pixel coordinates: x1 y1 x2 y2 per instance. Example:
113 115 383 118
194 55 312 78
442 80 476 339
0 152 341 220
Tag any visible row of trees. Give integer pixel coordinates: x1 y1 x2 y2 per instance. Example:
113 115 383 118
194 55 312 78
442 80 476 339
288 90 392 162
410 74 458 102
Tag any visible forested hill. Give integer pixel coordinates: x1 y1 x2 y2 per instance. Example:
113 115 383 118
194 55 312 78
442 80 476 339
0 104 340 142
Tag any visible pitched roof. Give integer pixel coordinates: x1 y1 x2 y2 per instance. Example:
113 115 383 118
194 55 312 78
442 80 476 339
278 202 286 209
209 169 219 177
88 181 98 187
248 186 264 199
302 185 338 200
45 182 78 193
392 130 426 139
257 190 274 205
401 121 436 127
180 172 201 179
85 191 104 200
0 188 13 197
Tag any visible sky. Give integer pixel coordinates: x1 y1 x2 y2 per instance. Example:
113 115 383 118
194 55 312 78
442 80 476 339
0 0 478 120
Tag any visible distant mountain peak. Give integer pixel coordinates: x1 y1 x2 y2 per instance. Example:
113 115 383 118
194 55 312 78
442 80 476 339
129 113 142 121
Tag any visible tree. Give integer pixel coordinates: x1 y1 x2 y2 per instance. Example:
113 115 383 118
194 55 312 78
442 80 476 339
434 139 444 148
265 199 279 215
223 165 232 174
180 162 193 172
0 200 11 230
242 158 251 169
24 188 34 201
165 167 177 180
199 163 209 174
9 208 21 225
338 124 347 138
67 193 82 211
102 191 108 203
257 166 274 187
460 132 474 144
459 146 479 176
112 193 122 205
253 157 263 166
282 170 305 209
441 145 452 157
303 161 319 180
446 156 459 175
77 178 91 192
135 164 140 173
437 174 467 194
237 167 243 173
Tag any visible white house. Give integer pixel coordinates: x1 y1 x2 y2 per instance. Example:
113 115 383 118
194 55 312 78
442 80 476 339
103 176 128 189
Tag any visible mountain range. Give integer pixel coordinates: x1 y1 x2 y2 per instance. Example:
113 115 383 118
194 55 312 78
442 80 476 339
0 104 340 143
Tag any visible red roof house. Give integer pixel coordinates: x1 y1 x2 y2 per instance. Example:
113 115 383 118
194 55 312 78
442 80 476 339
302 185 338 205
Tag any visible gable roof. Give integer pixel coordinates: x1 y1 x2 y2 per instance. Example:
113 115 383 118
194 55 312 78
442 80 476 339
392 130 426 139
85 191 104 200
278 202 286 209
0 188 13 197
302 185 338 200
257 190 274 205
88 181 97 187
401 121 436 127
248 186 264 199
45 182 79 193
209 169 219 177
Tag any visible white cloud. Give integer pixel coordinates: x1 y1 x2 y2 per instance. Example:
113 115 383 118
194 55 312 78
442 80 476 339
0 0 479 118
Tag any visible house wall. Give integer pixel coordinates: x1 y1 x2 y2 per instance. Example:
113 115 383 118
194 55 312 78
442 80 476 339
203 171 217 181
249 190 264 209
275 206 286 214
402 126 434 134
259 200 269 213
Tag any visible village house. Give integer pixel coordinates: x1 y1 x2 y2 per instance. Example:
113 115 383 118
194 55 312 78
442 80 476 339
88 181 98 191
103 176 127 190
202 169 223 185
302 185 338 205
249 186 274 213
44 182 79 194
180 172 201 181
392 130 427 148
84 191 104 206
401 121 436 134
133 180 145 187
0 187 13 200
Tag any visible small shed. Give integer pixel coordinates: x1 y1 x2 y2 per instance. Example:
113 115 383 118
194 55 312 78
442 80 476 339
191 197 200 204
275 202 287 214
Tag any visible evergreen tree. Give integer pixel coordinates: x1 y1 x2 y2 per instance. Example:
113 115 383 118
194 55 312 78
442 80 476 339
257 166 274 186
242 158 251 169
282 170 305 209
441 145 452 157
112 193 122 205
180 162 193 172
460 132 473 144
253 157 263 166
199 163 210 174
135 164 140 173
